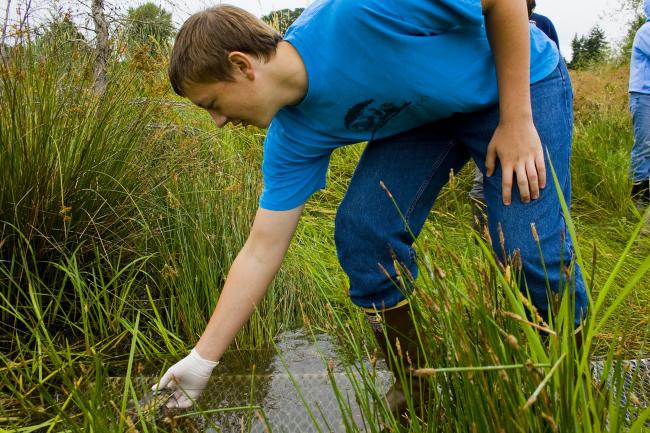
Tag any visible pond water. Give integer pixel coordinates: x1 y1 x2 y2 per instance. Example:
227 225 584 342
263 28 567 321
113 328 393 432
111 330 650 431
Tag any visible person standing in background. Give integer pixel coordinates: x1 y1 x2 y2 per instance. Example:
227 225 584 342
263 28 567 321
629 0 650 210
529 4 559 47
470 0 560 230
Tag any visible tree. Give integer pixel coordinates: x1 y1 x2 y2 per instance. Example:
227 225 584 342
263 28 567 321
92 0 109 94
261 8 304 35
619 14 646 62
569 25 609 69
1 0 11 46
585 26 608 62
125 3 174 51
619 0 643 12
570 34 583 67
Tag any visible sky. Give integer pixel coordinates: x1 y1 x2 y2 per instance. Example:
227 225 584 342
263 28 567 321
0 0 638 58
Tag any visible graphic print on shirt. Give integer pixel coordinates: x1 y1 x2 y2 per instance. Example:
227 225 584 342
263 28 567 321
344 99 411 140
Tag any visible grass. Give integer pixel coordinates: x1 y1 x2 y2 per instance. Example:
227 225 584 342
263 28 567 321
0 33 648 432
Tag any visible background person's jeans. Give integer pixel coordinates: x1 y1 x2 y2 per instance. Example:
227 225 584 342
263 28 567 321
335 61 588 325
629 92 650 183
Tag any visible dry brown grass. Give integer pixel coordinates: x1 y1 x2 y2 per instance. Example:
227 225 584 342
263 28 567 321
570 64 630 123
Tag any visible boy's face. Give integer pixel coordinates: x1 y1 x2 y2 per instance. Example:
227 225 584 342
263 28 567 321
183 75 273 129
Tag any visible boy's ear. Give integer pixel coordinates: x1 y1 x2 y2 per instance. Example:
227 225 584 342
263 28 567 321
227 51 255 79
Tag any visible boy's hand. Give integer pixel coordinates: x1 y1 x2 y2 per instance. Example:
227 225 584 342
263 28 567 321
485 118 546 205
152 349 218 408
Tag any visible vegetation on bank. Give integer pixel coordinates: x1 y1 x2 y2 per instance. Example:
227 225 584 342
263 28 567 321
1 8 649 433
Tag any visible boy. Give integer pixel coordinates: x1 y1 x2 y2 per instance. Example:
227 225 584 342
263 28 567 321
155 0 588 415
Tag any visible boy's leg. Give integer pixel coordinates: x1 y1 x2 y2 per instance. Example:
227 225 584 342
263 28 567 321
335 119 469 416
335 120 468 310
455 61 588 326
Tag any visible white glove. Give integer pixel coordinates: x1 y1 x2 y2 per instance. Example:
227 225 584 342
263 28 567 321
152 348 218 408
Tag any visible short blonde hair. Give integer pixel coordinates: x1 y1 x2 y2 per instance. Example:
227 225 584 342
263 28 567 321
169 5 282 96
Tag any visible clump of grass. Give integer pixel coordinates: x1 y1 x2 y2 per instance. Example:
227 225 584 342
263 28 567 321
310 174 649 432
0 37 165 266
571 64 637 218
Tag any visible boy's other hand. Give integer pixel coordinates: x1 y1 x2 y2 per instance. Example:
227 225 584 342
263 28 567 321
485 118 546 205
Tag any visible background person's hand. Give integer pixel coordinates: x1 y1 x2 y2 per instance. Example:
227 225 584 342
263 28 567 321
485 118 546 205
152 348 218 408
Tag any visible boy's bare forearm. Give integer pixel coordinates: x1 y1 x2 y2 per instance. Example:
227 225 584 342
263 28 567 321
194 206 303 362
483 0 532 122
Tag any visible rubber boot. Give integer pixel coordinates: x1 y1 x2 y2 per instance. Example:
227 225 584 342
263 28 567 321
631 179 650 210
365 302 429 421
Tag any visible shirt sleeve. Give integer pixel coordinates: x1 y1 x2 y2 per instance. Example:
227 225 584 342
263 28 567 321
259 122 333 211
635 24 650 58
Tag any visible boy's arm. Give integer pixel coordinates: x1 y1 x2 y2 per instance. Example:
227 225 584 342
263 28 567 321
481 0 546 205
195 205 303 360
154 205 303 407
635 24 650 58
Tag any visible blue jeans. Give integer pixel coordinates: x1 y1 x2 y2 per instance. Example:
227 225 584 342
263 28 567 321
630 92 650 183
335 61 588 324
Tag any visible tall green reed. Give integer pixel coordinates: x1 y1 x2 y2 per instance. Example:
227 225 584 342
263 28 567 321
311 172 648 432
0 37 162 265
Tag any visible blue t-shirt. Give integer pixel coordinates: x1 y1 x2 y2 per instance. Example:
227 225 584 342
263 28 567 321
530 12 559 47
260 0 560 211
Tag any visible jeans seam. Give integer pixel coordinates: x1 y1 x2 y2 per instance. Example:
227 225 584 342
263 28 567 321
404 140 455 221
557 64 573 140
554 63 575 263
403 139 456 268
551 63 573 199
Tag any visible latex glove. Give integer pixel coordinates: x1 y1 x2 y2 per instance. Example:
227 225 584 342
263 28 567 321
152 348 218 408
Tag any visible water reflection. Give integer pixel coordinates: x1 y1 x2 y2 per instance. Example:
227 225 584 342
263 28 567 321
201 328 391 433
118 328 392 432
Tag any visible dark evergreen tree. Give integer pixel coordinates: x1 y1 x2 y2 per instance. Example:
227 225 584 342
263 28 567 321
569 25 609 69
570 34 584 68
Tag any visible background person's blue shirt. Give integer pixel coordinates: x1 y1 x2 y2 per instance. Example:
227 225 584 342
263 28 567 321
530 12 559 47
260 0 560 211
630 12 650 94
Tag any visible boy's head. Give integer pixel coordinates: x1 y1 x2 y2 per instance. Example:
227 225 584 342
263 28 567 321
169 5 282 97
527 0 536 17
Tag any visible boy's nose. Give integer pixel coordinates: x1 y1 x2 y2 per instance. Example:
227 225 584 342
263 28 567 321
209 111 228 128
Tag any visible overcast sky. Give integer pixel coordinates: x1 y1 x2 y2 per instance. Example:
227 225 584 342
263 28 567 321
1 0 637 58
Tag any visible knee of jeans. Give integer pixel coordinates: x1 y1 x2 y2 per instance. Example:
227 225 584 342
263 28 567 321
334 201 412 289
334 202 372 275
